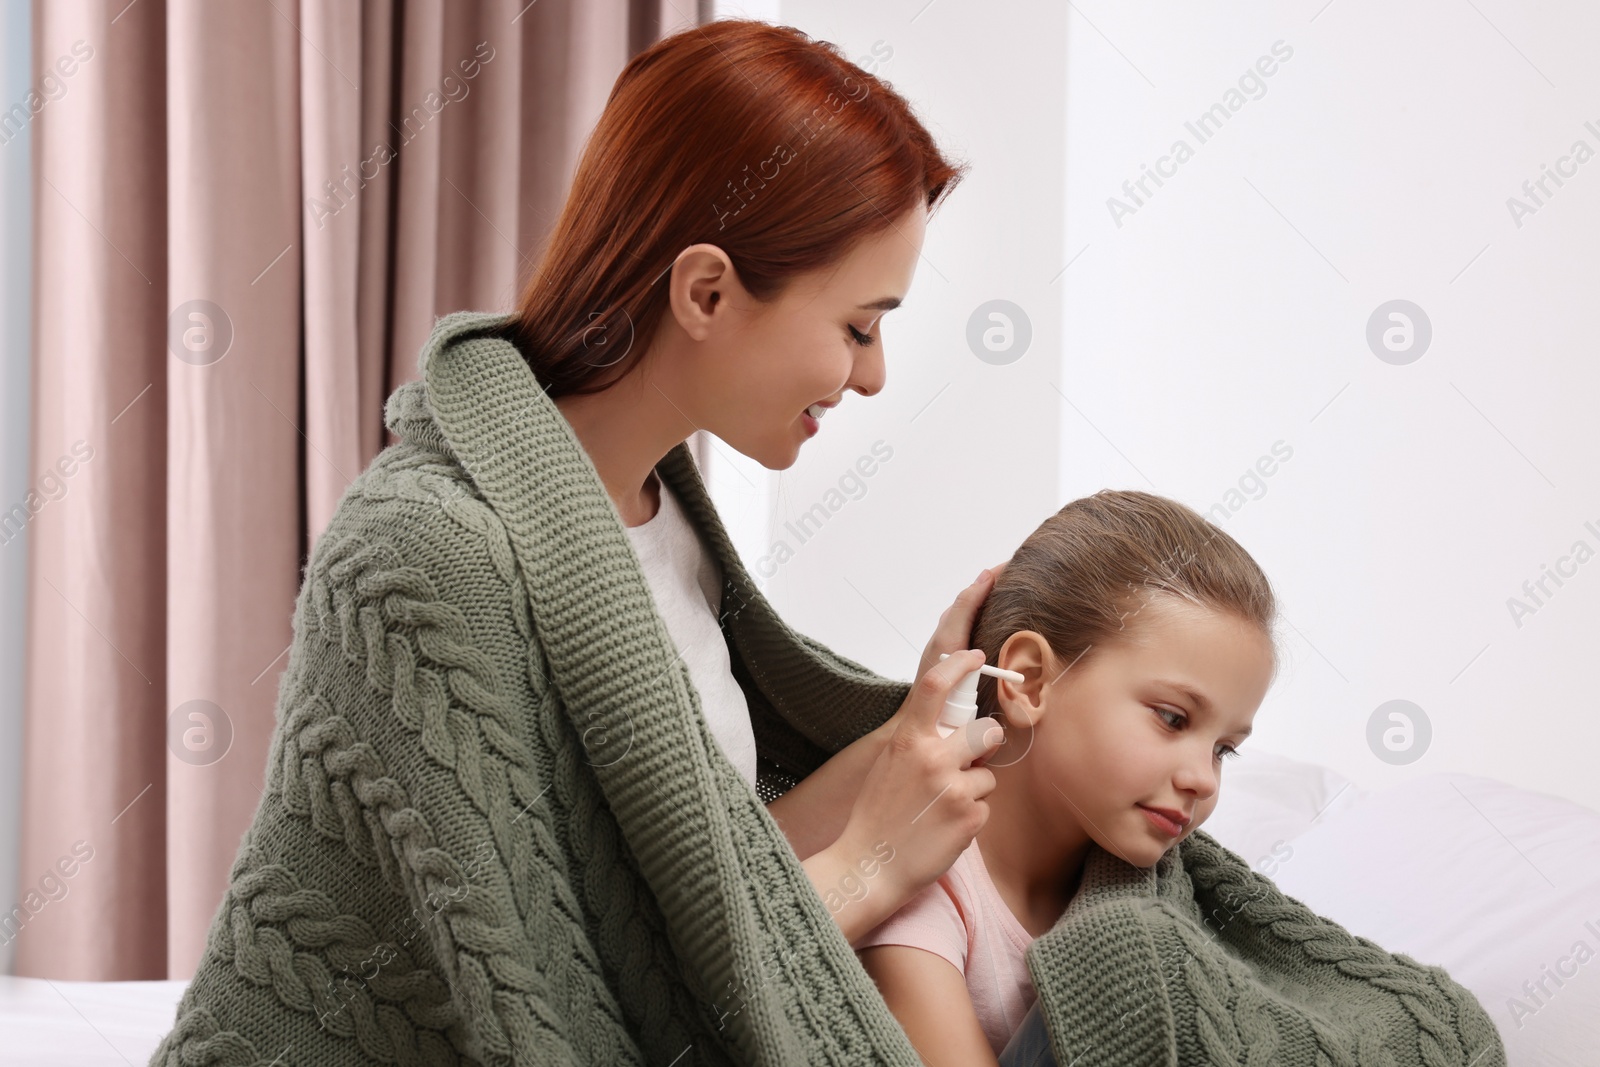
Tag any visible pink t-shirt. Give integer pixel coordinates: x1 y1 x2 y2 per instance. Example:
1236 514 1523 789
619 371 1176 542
855 838 1038 1056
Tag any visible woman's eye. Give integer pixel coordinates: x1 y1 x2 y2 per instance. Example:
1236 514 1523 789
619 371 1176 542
1218 746 1242 762
848 324 875 347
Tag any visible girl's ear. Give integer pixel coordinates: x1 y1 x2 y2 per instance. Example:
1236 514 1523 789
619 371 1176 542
993 630 1055 729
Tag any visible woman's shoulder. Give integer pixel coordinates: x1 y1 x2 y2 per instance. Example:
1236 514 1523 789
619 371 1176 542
323 379 511 572
272 384 553 877
296 382 540 684
318 453 511 595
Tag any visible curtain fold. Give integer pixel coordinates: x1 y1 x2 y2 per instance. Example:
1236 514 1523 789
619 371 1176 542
17 0 699 981
21 0 171 982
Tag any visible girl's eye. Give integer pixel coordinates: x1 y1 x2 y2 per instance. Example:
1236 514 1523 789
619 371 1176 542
848 324 875 347
1152 705 1242 762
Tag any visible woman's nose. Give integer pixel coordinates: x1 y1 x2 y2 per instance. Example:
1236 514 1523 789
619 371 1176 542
850 339 887 398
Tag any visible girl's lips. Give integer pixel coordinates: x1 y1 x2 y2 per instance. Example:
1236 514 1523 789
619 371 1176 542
801 411 819 437
1137 804 1186 836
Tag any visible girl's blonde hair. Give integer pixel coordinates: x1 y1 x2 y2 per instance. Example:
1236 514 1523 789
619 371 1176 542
970 489 1280 722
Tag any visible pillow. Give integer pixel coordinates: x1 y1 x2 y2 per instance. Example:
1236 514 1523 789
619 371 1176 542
1262 773 1600 1067
1197 746 1366 872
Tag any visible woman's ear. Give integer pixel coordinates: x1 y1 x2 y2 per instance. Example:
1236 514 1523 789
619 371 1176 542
668 244 739 341
993 630 1056 729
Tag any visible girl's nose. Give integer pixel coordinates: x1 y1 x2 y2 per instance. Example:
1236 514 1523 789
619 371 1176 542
1172 751 1219 800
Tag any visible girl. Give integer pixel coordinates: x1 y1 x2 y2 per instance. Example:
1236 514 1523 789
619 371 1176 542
855 489 1502 1067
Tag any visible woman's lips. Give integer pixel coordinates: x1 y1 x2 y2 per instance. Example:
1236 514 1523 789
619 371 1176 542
801 400 835 438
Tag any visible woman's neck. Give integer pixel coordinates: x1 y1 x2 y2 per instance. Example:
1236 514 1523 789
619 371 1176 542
552 358 694 527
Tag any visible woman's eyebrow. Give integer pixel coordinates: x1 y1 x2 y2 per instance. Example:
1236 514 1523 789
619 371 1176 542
857 296 902 311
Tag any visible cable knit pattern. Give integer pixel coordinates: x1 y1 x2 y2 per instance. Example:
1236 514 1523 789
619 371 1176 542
150 310 1506 1066
1025 829 1506 1066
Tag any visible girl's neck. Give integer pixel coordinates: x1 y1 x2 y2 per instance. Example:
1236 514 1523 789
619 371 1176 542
976 758 1093 938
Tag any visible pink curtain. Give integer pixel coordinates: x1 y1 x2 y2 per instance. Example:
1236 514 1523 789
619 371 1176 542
16 0 704 981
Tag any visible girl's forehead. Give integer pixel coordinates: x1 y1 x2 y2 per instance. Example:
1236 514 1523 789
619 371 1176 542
1084 610 1274 702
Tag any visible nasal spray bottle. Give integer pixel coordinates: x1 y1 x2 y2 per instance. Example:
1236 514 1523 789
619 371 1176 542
935 652 1025 739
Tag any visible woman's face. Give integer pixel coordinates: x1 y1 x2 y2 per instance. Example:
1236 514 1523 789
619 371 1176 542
996 598 1276 869
658 203 927 470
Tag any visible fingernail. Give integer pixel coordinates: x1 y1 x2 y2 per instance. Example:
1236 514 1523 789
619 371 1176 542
985 727 1005 745
976 568 990 583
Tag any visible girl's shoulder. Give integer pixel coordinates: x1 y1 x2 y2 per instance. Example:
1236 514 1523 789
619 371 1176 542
853 842 980 974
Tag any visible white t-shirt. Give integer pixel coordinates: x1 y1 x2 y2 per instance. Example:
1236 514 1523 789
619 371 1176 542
624 470 759 791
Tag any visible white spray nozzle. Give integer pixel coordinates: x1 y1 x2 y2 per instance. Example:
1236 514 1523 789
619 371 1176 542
935 652 1025 739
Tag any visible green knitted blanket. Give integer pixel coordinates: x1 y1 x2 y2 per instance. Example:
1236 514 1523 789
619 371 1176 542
150 310 1505 1067
1030 830 1506 1066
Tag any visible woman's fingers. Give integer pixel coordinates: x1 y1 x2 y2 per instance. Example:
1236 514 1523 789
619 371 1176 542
842 671 1009 898
917 561 1012 680
907 649 987 736
955 714 1006 767
949 562 1007 623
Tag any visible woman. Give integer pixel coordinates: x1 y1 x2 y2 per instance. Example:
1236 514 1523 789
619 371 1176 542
151 19 1040 1067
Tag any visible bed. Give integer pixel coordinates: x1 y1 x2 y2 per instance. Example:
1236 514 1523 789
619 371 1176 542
3 749 1596 1065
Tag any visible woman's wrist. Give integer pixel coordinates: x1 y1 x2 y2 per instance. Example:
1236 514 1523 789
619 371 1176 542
801 829 914 946
765 720 896 861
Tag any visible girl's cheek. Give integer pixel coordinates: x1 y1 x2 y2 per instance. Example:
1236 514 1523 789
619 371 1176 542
1081 723 1143 767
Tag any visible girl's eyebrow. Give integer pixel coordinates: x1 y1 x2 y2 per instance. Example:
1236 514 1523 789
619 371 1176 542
857 296 902 311
1153 678 1254 737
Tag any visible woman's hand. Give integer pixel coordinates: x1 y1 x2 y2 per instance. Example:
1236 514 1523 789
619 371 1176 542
772 562 1009 861
915 561 1008 691
867 560 1009 744
808 649 1004 943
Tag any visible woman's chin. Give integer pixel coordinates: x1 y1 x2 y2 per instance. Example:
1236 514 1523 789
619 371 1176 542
706 431 790 472
755 434 801 470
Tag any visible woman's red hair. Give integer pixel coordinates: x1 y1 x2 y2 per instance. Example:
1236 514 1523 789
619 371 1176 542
509 19 967 398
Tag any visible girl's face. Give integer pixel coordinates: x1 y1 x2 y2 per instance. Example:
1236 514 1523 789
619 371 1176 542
655 203 927 470
994 598 1276 869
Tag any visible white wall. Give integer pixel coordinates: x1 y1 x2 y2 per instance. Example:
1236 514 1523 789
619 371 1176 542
706 0 1067 744
709 1 1599 813
1058 1 1600 813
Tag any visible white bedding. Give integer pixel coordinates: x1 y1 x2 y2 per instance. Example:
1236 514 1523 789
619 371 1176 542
1203 750 1600 1067
2 749 1594 1066
0 976 188 1065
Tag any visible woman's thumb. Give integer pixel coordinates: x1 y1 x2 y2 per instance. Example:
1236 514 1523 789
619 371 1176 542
918 649 985 724
959 715 1005 762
